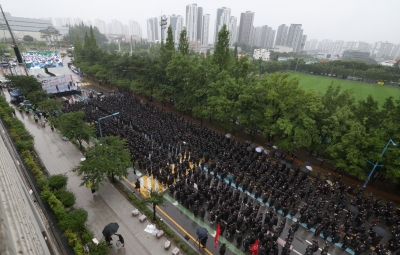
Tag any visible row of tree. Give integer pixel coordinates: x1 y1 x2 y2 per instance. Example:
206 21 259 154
70 25 400 182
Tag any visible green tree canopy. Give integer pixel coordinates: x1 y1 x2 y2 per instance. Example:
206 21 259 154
58 111 94 149
73 136 131 189
143 189 167 221
5 75 42 96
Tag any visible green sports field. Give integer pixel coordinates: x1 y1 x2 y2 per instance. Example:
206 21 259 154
291 72 400 106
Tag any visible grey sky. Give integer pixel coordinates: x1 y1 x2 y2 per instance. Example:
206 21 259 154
2 0 399 44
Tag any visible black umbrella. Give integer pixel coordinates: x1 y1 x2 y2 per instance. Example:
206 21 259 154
246 140 252 144
265 142 273 147
372 226 389 238
246 146 253 152
196 227 208 239
275 151 282 157
251 143 257 148
285 163 292 168
348 205 359 215
280 160 286 164
300 167 310 173
304 160 311 166
102 222 119 237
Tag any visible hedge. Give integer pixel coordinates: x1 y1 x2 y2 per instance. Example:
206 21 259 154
0 95 90 254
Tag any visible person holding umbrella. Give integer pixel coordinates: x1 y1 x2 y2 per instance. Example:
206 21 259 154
114 234 125 248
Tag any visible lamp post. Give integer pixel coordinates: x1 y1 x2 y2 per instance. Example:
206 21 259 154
98 112 119 138
363 139 397 188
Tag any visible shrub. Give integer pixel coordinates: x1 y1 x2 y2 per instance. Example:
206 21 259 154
47 194 67 220
59 208 88 232
16 139 34 151
48 174 68 190
55 189 76 208
87 240 109 255
81 227 94 244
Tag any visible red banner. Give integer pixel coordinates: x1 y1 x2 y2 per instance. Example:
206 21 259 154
250 239 259 255
214 223 221 248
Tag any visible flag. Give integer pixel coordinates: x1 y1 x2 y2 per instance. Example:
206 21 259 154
249 239 259 255
214 223 221 248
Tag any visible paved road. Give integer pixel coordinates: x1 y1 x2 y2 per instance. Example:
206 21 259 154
5 91 182 255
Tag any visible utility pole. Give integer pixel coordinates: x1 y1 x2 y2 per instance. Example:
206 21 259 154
159 16 167 43
0 5 29 76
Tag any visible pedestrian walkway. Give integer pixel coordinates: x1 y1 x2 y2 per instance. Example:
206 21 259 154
7 93 179 255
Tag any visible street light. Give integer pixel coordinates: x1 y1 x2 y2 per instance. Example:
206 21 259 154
363 139 397 187
98 112 119 138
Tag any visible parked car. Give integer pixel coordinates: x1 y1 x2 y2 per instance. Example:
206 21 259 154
19 100 33 109
10 90 25 104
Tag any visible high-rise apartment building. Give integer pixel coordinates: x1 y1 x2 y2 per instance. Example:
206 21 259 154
250 26 261 47
197 7 203 42
305 39 318 51
186 4 198 41
147 17 159 42
214 7 231 43
286 24 302 52
110 19 123 34
129 20 142 37
53 17 63 27
297 34 307 52
169 15 184 43
238 11 255 45
265 27 276 49
95 19 107 34
275 24 288 46
201 14 210 45
228 16 237 45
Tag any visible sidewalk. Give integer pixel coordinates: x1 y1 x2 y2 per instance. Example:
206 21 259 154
8 94 178 255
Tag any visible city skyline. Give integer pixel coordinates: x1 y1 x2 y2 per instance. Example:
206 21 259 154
2 0 400 44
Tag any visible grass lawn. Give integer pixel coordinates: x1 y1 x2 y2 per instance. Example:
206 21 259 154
291 72 400 106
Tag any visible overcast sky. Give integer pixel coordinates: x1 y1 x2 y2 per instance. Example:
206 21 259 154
2 0 399 44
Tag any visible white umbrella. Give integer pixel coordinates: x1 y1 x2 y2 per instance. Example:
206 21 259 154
256 147 262 153
306 166 313 171
272 145 278 149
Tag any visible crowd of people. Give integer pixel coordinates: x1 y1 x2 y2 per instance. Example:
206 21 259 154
63 94 400 255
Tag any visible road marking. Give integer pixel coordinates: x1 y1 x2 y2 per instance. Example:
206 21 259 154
156 206 214 255
305 240 330 255
292 249 302 255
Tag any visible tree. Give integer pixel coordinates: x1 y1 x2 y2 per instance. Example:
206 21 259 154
165 26 175 52
27 90 49 106
166 52 192 110
38 99 62 113
23 35 34 42
207 71 242 131
213 25 231 72
74 35 83 60
73 136 131 189
39 26 60 43
178 28 189 56
58 111 94 149
143 189 167 221
5 75 42 96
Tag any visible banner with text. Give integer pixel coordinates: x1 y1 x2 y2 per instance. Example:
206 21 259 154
37 75 73 93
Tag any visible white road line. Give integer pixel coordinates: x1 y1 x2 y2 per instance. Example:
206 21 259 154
305 240 330 255
292 249 302 255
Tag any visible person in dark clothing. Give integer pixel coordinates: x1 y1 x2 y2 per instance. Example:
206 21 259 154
114 234 125 247
219 243 226 255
